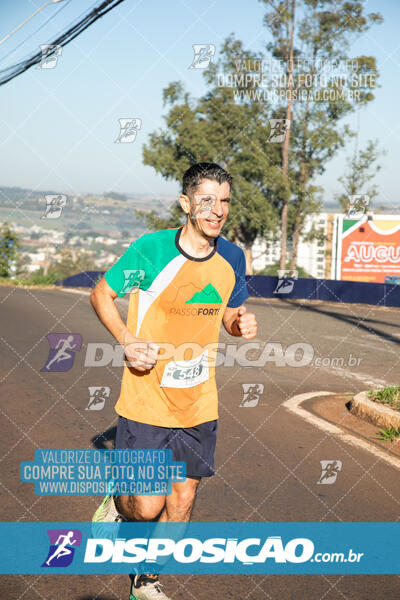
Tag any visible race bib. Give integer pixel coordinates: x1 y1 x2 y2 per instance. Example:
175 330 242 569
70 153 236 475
160 349 209 388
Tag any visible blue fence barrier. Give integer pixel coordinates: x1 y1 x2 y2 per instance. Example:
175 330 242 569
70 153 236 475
56 271 105 288
58 271 400 308
246 275 400 308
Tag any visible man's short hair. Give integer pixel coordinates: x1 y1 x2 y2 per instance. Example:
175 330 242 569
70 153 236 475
182 162 233 196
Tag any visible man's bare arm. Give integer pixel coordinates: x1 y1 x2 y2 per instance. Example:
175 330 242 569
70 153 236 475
90 277 128 344
90 277 158 371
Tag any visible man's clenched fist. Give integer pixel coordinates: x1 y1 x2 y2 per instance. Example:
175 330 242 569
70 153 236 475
236 306 258 340
122 330 159 372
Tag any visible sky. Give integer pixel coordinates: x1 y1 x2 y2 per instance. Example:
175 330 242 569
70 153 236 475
0 0 399 208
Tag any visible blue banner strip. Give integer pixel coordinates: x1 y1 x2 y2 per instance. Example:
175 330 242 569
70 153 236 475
0 522 398 574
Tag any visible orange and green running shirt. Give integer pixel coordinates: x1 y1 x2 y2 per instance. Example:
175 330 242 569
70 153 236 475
104 227 249 427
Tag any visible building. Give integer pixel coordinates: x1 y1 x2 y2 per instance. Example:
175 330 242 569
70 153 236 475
249 212 400 283
297 213 335 279
250 235 280 272
249 213 335 278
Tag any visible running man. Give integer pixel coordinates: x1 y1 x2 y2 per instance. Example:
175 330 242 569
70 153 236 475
44 334 77 371
90 162 258 599
86 386 108 410
45 531 77 566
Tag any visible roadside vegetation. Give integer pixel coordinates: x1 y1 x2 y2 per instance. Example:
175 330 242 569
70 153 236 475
0 223 96 288
368 386 400 411
376 425 400 443
369 386 400 443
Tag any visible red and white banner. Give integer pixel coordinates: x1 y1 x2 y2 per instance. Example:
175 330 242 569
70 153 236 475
335 215 400 283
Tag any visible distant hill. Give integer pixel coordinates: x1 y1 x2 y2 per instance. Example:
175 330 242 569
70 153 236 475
0 186 177 236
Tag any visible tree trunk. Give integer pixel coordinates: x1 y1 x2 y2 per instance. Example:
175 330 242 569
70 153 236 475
279 201 288 270
244 246 253 275
289 204 302 271
279 0 296 271
289 68 311 271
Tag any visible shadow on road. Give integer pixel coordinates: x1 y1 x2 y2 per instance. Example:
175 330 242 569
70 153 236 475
279 299 400 347
77 597 116 600
91 426 116 449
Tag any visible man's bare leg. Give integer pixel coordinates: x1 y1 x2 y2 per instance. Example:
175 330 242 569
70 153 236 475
158 477 200 522
115 478 200 598
115 476 200 523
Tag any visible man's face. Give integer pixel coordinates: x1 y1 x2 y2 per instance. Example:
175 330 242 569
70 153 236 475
186 179 230 239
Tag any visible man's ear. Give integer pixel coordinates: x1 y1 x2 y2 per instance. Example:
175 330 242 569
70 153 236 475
179 194 190 216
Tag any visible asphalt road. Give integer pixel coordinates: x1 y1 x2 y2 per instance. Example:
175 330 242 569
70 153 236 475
0 285 399 599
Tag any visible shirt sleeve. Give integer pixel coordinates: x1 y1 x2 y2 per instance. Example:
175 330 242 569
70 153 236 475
104 239 145 298
227 248 249 308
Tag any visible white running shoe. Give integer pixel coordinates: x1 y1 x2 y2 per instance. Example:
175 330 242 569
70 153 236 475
91 494 126 540
130 575 170 599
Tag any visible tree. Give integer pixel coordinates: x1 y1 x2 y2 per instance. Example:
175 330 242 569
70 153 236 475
335 139 382 213
141 1 381 275
260 0 383 269
256 260 311 277
49 249 96 280
0 222 20 278
21 250 96 285
141 37 284 274
135 201 184 232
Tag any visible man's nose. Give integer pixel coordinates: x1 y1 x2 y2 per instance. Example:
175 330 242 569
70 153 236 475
212 198 224 216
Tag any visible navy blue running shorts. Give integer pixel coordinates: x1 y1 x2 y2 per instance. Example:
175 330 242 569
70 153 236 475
115 417 218 478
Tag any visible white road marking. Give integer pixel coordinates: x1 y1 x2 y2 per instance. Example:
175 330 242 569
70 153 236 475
323 334 394 354
321 366 388 388
58 288 91 296
282 392 400 471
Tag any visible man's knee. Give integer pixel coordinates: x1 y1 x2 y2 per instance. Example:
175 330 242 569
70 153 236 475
116 495 165 521
169 480 199 512
133 502 163 522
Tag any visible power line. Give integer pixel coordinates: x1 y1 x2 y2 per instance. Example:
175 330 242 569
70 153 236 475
0 0 66 47
0 0 73 65
0 0 126 86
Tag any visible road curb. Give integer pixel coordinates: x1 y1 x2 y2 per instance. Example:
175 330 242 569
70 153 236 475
348 391 400 430
283 392 400 471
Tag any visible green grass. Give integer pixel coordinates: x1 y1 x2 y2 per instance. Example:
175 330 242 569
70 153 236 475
0 273 60 286
376 425 400 443
368 386 400 412
255 261 312 278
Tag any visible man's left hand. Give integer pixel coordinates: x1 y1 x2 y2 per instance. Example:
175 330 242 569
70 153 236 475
236 306 258 340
